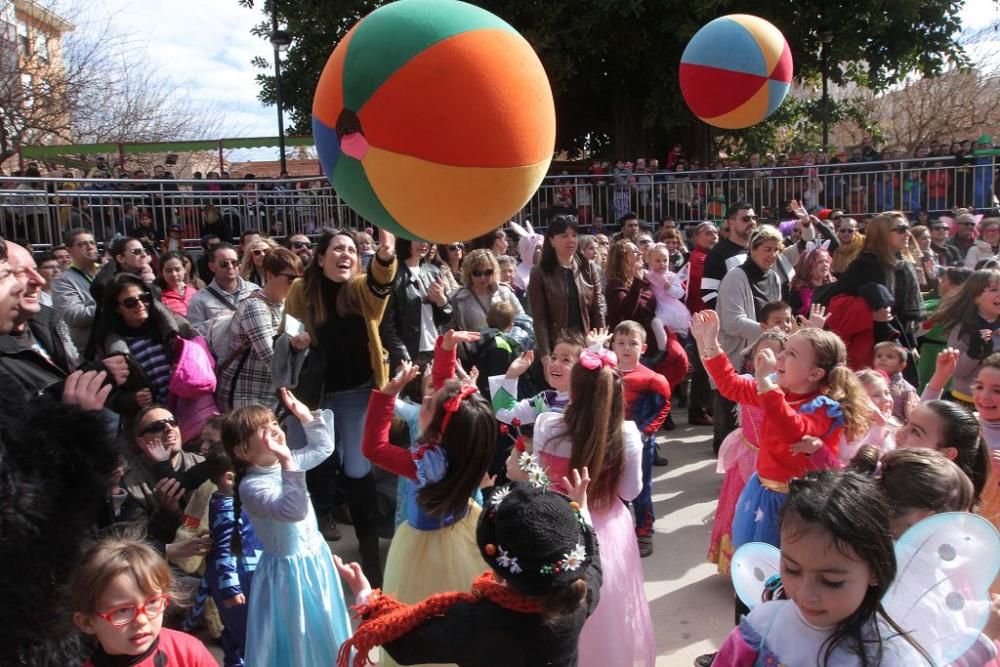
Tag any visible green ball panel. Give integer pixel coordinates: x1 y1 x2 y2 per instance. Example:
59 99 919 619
332 158 411 238
342 0 517 112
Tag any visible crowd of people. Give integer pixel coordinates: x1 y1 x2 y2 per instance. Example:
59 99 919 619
4 188 1000 666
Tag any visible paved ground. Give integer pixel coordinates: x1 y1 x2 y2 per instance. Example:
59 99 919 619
204 414 731 665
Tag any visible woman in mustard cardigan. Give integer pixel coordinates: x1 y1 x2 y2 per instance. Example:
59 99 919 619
282 227 396 587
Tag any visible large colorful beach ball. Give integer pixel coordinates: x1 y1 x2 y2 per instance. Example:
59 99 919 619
312 0 555 242
679 14 793 130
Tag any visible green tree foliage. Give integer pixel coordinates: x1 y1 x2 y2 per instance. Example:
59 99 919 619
238 0 967 159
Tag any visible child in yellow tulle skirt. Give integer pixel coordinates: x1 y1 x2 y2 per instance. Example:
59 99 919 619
361 331 497 667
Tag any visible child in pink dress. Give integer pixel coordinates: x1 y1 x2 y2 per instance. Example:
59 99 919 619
707 330 787 575
508 347 655 667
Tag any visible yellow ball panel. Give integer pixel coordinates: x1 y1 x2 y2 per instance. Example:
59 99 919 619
364 147 551 243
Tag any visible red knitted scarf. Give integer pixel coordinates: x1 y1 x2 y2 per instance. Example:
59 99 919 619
336 570 543 667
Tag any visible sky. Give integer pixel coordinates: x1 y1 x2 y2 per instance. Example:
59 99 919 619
62 0 1000 162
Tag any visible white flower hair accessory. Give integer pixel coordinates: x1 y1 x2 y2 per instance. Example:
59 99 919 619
495 546 522 574
517 450 550 489
540 543 587 575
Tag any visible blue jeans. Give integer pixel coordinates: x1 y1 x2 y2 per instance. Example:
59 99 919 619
320 384 373 479
292 382 372 516
632 433 656 537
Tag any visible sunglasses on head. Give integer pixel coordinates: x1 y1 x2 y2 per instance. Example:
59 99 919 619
471 269 494 278
119 293 152 309
140 417 177 436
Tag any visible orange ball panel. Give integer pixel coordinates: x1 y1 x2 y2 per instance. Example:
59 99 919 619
363 146 550 243
313 23 359 128
358 28 554 169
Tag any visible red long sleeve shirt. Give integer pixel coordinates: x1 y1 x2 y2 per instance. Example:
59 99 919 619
705 353 842 483
361 338 458 481
621 363 672 434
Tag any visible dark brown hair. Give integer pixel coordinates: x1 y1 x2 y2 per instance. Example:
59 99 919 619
417 381 497 519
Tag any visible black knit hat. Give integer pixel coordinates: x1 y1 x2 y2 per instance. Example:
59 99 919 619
476 482 597 597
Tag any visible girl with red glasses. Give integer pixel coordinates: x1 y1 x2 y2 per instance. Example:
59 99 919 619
71 537 215 665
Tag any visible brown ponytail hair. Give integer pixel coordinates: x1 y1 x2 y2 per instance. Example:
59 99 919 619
794 328 872 441
561 362 625 508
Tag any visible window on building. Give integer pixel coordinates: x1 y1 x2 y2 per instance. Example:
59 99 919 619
21 72 33 107
15 18 29 57
35 32 48 61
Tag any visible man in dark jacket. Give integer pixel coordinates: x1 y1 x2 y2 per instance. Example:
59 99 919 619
1 241 128 402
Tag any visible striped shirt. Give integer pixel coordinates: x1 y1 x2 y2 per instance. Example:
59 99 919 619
126 335 172 402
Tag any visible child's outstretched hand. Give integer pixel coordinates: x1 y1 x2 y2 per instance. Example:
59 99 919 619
442 329 481 351
754 347 778 384
561 467 590 513
334 554 373 599
280 387 313 424
506 350 534 379
586 327 613 348
798 303 828 329
928 347 959 391
383 361 420 396
690 310 720 346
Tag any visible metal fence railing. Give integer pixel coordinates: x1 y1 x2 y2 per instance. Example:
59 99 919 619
513 156 999 230
2 157 998 249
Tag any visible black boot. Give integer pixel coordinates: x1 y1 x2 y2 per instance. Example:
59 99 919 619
345 473 383 589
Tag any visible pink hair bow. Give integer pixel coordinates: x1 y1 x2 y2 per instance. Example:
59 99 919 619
579 348 618 370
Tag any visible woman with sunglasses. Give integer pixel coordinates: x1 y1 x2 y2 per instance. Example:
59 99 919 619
239 238 276 286
278 227 396 588
217 247 305 410
156 251 199 317
449 249 524 338
435 241 465 288
964 218 1000 270
823 212 925 374
92 273 198 430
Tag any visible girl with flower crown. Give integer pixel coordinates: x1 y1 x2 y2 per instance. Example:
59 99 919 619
333 476 601 667
509 345 655 667
360 330 498 667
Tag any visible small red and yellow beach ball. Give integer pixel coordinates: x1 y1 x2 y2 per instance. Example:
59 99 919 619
679 14 793 130
312 0 555 242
